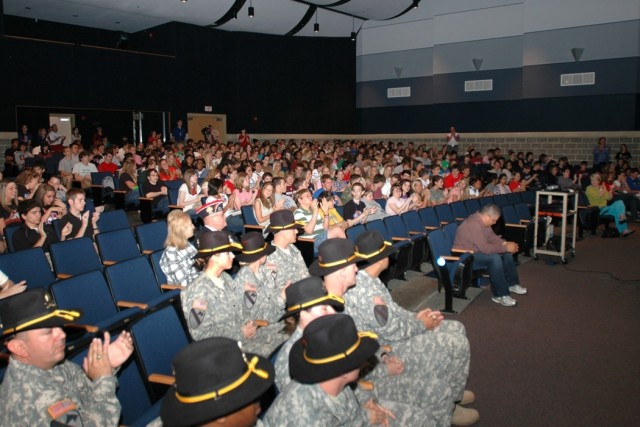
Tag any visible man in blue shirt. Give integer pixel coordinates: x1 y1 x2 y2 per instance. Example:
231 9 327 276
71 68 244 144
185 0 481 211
172 119 187 142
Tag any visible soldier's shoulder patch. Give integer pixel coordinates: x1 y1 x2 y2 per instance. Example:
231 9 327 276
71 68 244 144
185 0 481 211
244 291 257 309
189 299 208 330
373 296 388 327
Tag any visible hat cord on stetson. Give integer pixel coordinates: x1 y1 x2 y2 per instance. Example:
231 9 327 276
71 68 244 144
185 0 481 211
199 242 242 254
318 254 358 268
4 309 81 335
286 294 344 312
354 242 392 259
175 356 269 404
242 243 268 255
302 331 378 365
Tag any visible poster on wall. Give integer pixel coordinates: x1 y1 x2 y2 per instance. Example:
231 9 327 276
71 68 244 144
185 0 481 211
187 113 227 144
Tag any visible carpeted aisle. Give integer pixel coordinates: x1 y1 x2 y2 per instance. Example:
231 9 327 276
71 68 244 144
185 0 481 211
453 229 640 426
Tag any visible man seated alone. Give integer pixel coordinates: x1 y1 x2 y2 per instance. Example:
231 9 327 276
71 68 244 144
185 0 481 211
453 204 528 307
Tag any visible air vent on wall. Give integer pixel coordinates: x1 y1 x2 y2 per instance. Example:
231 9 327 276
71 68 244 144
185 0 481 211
387 87 411 98
560 72 595 86
464 79 493 92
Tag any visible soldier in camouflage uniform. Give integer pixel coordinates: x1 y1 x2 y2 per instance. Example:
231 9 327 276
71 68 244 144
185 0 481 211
0 289 134 427
348 230 479 426
273 277 434 427
182 231 280 357
264 210 310 287
265 314 430 427
154 337 275 427
235 231 287 353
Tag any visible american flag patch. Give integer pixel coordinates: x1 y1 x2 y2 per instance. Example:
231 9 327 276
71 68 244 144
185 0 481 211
48 399 77 419
192 299 208 311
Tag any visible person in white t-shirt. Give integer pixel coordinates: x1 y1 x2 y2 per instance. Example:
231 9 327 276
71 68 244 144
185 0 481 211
446 126 461 153
72 151 98 189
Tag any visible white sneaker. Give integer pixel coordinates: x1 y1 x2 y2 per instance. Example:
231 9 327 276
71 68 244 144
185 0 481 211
491 295 517 307
509 285 528 295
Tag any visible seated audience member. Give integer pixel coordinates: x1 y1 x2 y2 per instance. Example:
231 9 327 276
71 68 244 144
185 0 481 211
273 176 297 210
557 167 580 191
350 230 476 426
203 179 243 236
265 314 401 426
312 174 339 202
118 159 140 207
0 289 134 426
266 210 310 286
342 182 374 224
610 171 639 222
443 165 463 189
158 158 180 181
181 231 269 352
453 204 528 307
12 199 71 252
362 189 388 221
160 210 200 287
0 180 22 251
429 176 448 205
232 172 257 211
386 184 419 215
316 190 352 230
585 173 634 236
493 174 511 195
32 184 67 224
0 268 27 299
294 188 329 249
153 337 274 427
57 146 76 189
15 169 41 201
274 276 345 390
72 151 98 189
141 168 170 215
254 181 284 233
177 169 203 216
97 151 119 174
446 178 470 203
233 231 287 356
48 175 68 202
57 188 100 239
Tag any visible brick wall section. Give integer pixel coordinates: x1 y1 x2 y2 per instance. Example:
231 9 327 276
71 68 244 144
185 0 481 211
2 131 639 172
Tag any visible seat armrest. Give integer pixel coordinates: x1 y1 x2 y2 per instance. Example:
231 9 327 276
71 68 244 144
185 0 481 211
117 301 149 310
408 231 425 236
149 373 175 385
161 284 185 291
65 323 99 333
56 273 72 279
451 248 474 253
391 236 410 241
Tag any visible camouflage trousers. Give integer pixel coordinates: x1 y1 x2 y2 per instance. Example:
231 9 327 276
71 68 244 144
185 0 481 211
391 320 470 403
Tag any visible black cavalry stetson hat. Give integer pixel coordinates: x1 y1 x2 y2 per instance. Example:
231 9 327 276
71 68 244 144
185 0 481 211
280 276 344 320
308 238 361 277
235 231 276 263
289 313 379 384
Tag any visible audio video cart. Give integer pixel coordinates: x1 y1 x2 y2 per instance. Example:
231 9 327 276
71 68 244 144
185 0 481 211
533 190 578 264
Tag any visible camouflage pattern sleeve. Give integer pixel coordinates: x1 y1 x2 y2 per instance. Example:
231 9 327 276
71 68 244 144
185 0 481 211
263 381 367 427
181 273 244 342
0 359 120 427
344 271 424 342
266 245 310 287
273 328 302 391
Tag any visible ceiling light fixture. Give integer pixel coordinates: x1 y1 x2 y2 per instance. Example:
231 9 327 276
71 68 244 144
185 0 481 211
350 17 356 41
180 0 187 3
413 1 419 9
314 10 319 33
248 0 254 18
